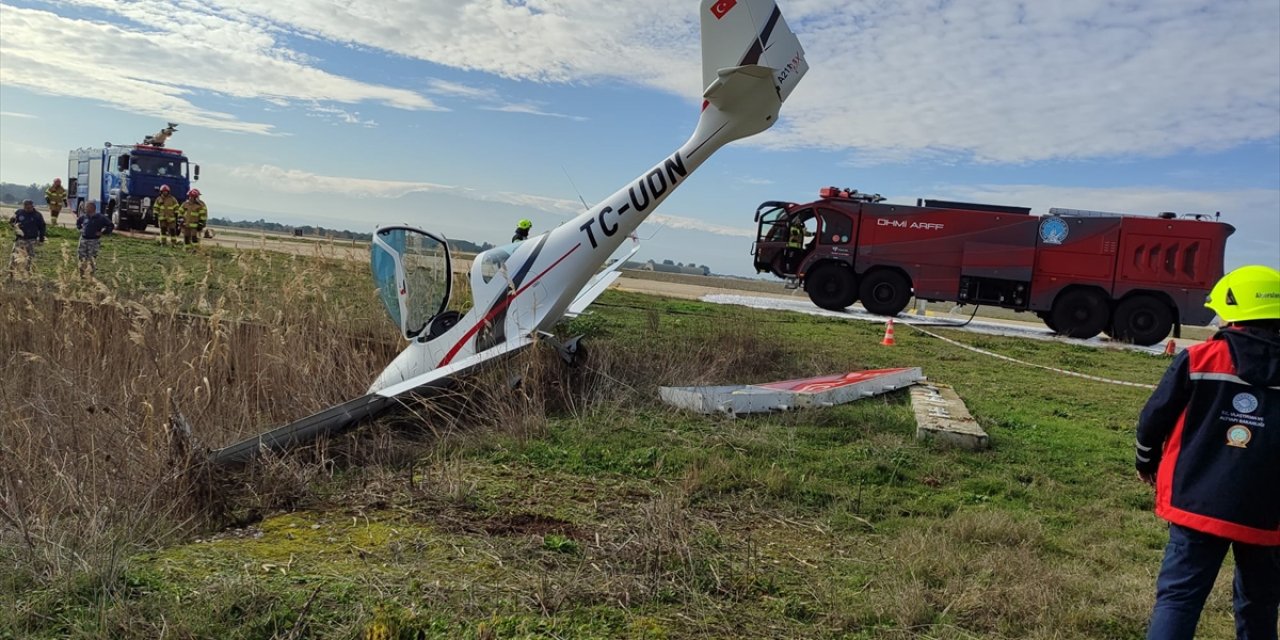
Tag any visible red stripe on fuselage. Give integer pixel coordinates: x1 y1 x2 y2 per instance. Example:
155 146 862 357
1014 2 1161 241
438 244 582 367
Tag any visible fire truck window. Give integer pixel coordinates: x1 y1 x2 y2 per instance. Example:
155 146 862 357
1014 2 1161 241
817 210 851 244
757 206 787 241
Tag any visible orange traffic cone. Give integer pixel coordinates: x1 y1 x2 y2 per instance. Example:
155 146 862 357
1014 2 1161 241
1162 339 1176 356
881 318 896 346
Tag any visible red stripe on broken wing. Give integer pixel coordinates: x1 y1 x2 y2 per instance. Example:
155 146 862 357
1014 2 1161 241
438 243 582 367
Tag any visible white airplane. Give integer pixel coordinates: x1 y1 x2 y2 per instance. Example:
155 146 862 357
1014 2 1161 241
210 0 809 464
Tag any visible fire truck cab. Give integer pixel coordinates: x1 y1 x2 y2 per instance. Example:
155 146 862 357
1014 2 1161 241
752 187 1235 346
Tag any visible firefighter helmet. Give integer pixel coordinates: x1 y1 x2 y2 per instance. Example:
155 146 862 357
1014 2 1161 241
1205 265 1280 324
188 188 201 198
517 218 532 230
159 184 170 192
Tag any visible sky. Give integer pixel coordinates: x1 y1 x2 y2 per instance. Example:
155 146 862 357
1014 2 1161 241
1 0 1277 278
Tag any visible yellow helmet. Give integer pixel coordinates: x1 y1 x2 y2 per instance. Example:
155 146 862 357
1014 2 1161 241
517 218 532 230
1205 265 1280 323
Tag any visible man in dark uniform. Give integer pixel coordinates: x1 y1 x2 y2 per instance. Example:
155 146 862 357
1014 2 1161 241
7 199 46 279
75 201 114 278
1136 264 1280 639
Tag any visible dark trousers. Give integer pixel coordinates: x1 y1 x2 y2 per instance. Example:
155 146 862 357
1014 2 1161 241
1148 523 1280 640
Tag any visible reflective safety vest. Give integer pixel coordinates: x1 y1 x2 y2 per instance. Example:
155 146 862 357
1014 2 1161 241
45 185 67 207
153 194 180 221
181 199 207 228
1137 327 1280 546
787 225 804 249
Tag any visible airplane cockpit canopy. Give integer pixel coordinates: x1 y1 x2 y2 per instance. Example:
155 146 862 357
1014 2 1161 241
474 241 524 285
371 226 452 341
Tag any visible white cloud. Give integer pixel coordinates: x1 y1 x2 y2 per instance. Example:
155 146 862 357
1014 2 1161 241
763 0 1280 163
425 79 499 101
0 3 441 135
4 1 1275 162
647 214 754 238
0 111 37 119
183 0 1279 163
482 103 586 121
219 162 755 238
306 105 381 127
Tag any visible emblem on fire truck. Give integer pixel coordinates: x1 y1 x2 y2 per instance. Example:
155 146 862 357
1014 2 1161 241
1039 216 1069 245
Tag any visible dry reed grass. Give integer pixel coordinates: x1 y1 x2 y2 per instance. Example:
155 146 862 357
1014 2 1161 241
0 241 786 617
0 250 401 595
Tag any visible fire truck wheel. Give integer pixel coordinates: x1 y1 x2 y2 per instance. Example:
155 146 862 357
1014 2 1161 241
859 269 912 316
805 264 858 310
1111 295 1173 346
1049 289 1110 340
1036 311 1060 333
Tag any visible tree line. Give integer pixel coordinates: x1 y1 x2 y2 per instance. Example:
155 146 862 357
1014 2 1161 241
0 182 53 205
206 217 496 254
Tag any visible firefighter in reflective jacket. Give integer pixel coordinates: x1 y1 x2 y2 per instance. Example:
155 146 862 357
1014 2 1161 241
180 189 207 245
783 220 808 274
45 178 67 224
1136 264 1280 639
153 185 180 244
512 218 532 243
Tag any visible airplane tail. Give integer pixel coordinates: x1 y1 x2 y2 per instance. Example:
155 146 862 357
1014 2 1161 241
693 0 808 149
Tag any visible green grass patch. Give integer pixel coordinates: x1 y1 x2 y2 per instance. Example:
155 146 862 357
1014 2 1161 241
2 234 1242 639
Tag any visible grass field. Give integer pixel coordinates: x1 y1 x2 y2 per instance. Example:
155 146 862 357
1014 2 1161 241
0 229 1239 639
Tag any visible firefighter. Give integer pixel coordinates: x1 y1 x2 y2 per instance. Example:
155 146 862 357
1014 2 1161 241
7 200 46 279
1136 264 1280 639
783 220 808 274
153 185 180 244
180 189 207 245
75 201 114 278
512 218 532 243
45 178 67 225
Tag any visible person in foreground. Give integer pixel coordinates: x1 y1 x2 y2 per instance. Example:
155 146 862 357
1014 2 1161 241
8 199 46 278
1136 264 1280 640
75 201 114 278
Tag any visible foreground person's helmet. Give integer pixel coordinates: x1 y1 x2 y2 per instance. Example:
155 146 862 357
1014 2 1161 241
1205 265 1280 323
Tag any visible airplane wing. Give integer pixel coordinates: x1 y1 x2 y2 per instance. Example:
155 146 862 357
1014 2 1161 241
211 335 536 465
564 240 641 318
372 334 537 399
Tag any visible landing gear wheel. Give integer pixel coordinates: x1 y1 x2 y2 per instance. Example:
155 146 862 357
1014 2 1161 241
566 342 588 368
804 264 857 310
859 270 912 316
1111 295 1174 346
1049 289 1110 340
557 336 588 367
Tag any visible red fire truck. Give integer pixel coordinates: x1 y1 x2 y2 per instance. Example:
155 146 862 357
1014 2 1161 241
752 187 1235 346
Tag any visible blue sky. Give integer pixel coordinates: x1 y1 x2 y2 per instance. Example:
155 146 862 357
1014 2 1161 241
1 0 1277 277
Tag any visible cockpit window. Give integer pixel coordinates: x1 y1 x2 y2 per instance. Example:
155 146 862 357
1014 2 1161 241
371 227 452 340
475 242 521 284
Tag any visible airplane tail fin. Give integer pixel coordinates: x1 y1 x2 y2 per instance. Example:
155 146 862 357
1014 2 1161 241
694 0 808 149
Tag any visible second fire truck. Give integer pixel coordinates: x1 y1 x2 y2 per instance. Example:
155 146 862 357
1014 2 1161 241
752 187 1235 346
